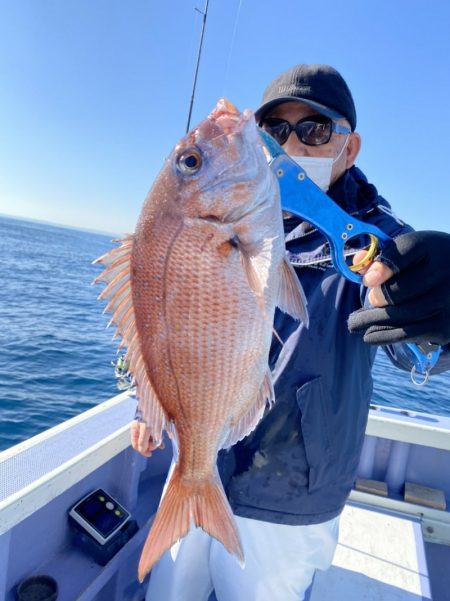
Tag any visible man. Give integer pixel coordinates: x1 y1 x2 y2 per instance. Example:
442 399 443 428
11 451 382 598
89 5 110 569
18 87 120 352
141 64 450 600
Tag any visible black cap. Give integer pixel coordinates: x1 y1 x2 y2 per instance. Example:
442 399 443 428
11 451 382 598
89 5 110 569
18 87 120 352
255 64 357 131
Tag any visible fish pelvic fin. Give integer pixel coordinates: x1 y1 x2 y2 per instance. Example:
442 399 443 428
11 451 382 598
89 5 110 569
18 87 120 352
138 466 244 583
277 257 309 327
93 236 169 446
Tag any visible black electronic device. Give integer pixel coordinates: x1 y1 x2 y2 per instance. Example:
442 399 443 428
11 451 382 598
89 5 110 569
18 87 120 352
69 488 131 546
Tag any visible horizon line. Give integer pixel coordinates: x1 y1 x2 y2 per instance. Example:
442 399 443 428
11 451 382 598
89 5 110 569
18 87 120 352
0 211 124 239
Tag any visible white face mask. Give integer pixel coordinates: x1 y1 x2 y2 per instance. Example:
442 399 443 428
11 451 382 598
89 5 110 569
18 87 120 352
291 136 350 192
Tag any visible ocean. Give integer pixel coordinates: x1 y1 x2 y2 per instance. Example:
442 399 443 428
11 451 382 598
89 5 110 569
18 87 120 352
0 215 119 452
0 214 449 453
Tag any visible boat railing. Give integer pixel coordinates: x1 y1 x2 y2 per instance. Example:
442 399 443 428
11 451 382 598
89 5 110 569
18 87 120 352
2 398 450 539
0 392 137 536
352 403 450 547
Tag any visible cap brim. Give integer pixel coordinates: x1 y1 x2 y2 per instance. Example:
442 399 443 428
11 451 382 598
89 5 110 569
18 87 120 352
255 97 344 124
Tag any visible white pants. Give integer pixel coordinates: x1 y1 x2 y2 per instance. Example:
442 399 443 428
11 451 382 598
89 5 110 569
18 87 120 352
145 513 339 601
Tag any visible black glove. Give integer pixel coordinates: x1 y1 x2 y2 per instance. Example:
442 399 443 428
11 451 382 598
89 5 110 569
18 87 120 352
348 230 450 345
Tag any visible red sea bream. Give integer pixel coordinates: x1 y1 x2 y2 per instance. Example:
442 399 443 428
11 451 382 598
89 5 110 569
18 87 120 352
94 99 307 581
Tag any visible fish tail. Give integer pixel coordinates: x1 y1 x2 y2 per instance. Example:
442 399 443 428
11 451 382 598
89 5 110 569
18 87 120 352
138 465 244 582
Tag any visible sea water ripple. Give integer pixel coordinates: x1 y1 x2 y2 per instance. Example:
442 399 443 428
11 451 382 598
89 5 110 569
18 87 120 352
0 214 449 453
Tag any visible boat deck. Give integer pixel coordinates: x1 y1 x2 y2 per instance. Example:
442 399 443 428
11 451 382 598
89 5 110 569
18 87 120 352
208 502 435 601
1 393 450 600
310 503 431 600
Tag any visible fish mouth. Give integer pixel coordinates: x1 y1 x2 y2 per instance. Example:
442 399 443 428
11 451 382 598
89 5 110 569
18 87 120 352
183 98 256 161
185 97 261 197
183 98 270 225
208 98 253 137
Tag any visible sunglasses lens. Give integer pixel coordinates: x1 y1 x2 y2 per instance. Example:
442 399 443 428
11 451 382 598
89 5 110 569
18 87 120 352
260 119 291 145
261 116 334 146
296 120 332 145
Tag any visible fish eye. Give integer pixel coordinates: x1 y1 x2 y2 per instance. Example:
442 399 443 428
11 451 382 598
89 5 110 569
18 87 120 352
176 147 203 175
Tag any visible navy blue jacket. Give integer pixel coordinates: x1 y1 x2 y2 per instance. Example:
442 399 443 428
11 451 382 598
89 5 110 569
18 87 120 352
219 165 449 525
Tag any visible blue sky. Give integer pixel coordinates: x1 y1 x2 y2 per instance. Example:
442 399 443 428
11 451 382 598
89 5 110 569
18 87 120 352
1 0 449 235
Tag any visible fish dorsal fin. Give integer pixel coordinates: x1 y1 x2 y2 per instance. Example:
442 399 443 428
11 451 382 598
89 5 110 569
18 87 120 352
277 257 309 326
93 236 169 445
221 369 274 450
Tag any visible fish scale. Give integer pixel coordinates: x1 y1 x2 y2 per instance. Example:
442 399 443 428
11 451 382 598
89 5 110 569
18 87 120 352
94 98 308 582
139 222 265 477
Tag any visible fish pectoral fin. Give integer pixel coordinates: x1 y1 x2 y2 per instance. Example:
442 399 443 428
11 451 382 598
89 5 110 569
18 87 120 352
237 236 276 315
221 369 274 449
277 257 309 326
138 466 244 582
94 236 169 448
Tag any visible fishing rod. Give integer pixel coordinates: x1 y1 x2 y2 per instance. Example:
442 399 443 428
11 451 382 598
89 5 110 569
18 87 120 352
186 0 210 133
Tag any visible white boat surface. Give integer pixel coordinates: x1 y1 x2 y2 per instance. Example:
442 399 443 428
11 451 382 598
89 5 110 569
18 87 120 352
1 391 449 600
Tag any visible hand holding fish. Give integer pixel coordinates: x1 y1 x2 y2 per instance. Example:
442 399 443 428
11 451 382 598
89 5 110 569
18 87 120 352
131 420 165 457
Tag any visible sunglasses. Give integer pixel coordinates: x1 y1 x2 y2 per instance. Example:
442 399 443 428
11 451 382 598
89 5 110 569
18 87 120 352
259 115 351 146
